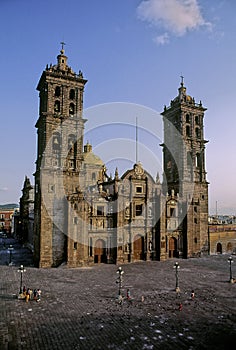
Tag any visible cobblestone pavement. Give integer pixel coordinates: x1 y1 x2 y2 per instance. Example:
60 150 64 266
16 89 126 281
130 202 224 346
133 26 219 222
0 239 236 349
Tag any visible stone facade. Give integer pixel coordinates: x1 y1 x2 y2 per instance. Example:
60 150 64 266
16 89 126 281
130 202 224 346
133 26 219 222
209 224 236 254
34 48 209 267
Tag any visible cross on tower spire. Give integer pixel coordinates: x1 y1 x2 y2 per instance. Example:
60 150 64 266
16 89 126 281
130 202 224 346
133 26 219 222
60 41 66 54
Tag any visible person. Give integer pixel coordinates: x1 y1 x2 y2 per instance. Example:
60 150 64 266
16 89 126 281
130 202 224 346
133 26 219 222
25 288 30 303
33 289 37 301
37 289 41 302
126 289 132 304
191 290 195 300
179 303 183 311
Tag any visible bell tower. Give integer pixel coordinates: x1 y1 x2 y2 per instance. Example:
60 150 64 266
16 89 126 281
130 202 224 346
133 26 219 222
34 44 87 267
161 78 209 259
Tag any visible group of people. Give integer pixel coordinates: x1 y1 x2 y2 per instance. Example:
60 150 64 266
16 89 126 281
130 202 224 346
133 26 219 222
22 286 41 302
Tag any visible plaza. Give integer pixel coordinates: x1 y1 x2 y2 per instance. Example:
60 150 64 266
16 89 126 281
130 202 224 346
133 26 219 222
0 239 235 349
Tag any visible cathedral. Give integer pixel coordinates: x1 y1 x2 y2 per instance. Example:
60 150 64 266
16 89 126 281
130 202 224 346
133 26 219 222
33 47 209 268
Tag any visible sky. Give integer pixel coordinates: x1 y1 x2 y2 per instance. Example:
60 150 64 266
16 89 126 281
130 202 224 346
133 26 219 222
0 0 235 215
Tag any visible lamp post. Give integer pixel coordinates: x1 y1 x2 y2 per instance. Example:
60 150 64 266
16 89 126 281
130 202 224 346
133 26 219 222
174 262 180 292
8 244 14 266
18 265 26 294
116 266 124 296
228 256 234 283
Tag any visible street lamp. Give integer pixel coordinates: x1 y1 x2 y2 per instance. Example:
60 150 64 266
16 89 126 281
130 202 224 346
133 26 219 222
18 265 26 294
228 256 234 283
174 262 180 292
116 266 124 296
8 244 14 266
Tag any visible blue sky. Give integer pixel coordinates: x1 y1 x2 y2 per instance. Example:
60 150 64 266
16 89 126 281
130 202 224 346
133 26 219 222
0 0 235 215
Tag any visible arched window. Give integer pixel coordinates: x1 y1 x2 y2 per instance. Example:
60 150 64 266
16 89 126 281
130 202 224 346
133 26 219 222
69 89 75 100
52 132 60 152
195 115 199 125
69 103 75 115
226 242 233 252
54 100 60 113
55 86 61 97
186 114 190 123
216 242 222 254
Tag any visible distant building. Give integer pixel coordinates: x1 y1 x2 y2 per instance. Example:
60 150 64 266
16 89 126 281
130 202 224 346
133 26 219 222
209 224 236 254
0 205 18 235
33 48 209 268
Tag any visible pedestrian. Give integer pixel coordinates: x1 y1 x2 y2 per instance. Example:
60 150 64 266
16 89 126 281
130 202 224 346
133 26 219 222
126 288 132 304
37 289 41 302
33 289 37 301
179 302 183 311
25 288 30 303
191 290 195 300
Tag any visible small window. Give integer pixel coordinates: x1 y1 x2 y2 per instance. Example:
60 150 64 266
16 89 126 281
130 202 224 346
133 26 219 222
194 218 197 224
55 86 60 97
135 204 143 216
74 242 78 250
136 186 142 193
186 114 190 123
74 217 78 225
92 172 96 181
194 237 198 244
170 207 176 217
195 116 199 125
97 206 104 216
194 206 197 213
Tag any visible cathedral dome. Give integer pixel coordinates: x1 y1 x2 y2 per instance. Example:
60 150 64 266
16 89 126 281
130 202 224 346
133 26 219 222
83 142 104 166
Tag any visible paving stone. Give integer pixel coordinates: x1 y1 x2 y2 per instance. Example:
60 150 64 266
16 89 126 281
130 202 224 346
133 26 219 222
0 239 235 349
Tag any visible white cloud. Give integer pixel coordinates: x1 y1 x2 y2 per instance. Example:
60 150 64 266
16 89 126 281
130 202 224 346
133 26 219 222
154 32 170 45
137 0 212 43
0 187 8 191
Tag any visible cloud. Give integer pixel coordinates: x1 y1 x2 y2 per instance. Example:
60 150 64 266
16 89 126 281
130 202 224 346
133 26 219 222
0 187 8 191
154 32 170 45
137 0 212 43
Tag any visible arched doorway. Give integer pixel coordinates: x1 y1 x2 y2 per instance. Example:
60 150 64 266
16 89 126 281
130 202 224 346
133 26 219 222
216 242 222 254
133 235 144 260
94 239 107 263
169 237 177 258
